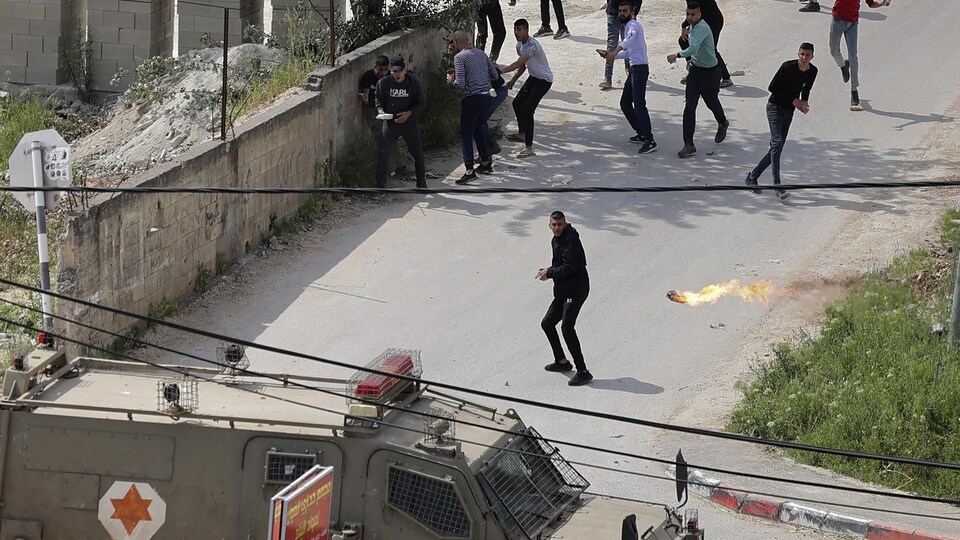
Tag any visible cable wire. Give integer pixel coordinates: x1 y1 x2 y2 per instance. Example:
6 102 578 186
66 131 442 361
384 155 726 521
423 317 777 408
4 294 960 513
2 313 957 523
4 179 960 196
4 276 957 473
10 296 951 506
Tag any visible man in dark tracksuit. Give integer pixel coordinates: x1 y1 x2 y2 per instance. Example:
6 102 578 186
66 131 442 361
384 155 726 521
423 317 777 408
477 0 507 62
375 56 427 189
538 211 593 386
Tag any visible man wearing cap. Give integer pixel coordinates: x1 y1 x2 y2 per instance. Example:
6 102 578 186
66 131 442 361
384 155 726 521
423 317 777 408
375 56 428 189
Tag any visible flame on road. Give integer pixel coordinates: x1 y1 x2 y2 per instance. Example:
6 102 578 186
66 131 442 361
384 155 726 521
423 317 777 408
667 279 775 306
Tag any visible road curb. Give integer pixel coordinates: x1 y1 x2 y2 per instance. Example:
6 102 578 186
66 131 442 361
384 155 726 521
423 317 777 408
666 466 958 540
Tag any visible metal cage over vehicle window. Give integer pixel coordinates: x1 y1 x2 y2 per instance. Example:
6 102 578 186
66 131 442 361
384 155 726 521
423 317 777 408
387 465 472 538
477 427 589 540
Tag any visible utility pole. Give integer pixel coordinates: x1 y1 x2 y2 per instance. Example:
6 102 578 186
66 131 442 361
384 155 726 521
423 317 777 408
950 236 960 350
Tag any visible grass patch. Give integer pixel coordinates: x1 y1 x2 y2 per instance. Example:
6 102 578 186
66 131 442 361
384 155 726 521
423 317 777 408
419 65 463 149
728 211 960 498
233 55 325 120
0 93 55 172
194 263 212 293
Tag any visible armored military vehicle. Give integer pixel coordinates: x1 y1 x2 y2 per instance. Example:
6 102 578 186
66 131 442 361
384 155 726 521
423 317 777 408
0 346 704 540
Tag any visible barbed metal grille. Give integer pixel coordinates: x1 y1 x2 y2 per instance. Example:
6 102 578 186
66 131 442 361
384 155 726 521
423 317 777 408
387 466 471 538
264 451 318 485
477 427 589 540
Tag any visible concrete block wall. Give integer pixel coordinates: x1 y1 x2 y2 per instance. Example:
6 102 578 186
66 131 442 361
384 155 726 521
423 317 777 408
0 0 75 84
86 0 168 90
55 28 447 352
269 0 332 43
0 0 343 89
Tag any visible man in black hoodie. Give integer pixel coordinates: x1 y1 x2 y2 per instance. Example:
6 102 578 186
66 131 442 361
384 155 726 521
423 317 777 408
537 211 593 386
375 55 428 188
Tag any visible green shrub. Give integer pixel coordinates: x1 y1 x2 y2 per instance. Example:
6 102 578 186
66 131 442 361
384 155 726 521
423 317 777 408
728 215 960 499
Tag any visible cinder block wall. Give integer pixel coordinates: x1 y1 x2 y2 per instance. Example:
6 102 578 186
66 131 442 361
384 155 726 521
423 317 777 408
0 0 76 84
55 28 447 352
269 0 331 43
87 0 173 90
1 0 344 89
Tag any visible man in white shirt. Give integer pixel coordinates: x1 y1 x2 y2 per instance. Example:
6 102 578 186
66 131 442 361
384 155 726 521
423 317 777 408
601 1 655 154
500 18 555 158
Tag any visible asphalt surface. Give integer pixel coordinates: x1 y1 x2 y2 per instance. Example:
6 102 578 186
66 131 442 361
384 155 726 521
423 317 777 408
140 0 960 537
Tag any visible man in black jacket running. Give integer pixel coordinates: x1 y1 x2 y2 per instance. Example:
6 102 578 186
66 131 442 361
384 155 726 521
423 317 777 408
537 211 593 386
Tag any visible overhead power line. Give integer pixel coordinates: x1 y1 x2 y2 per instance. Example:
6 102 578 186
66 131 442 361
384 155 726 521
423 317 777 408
1 179 960 196
5 296 958 510
2 310 958 522
3 277 960 475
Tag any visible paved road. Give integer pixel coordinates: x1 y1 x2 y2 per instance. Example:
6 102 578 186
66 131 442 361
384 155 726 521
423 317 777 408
141 0 960 537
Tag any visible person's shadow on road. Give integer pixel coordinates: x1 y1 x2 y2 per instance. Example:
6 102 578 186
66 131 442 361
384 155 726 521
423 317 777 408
860 101 954 131
564 376 666 394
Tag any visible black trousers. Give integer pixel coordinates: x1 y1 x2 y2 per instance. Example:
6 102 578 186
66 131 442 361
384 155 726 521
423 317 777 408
376 120 425 187
513 76 552 147
477 1 507 61
683 64 726 145
679 18 731 80
541 288 589 372
540 0 566 30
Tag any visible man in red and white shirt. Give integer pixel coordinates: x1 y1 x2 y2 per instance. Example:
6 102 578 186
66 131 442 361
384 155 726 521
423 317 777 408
800 0 890 111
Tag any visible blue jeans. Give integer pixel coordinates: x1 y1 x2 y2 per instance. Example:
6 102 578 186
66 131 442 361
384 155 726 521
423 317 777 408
604 14 625 79
830 17 859 88
460 93 494 169
620 64 652 140
751 102 794 184
480 86 508 147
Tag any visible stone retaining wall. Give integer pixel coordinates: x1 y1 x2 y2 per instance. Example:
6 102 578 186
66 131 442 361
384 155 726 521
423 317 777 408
54 27 447 351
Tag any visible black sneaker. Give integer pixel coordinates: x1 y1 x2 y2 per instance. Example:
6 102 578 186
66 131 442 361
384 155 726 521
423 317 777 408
553 28 571 40
715 120 729 143
799 1 820 11
568 371 593 386
850 90 863 111
544 361 573 372
840 60 850 83
776 189 790 200
416 180 427 189
456 171 477 184
745 173 761 194
476 162 494 175
678 143 697 158
638 140 658 154
533 26 554 37
629 134 646 144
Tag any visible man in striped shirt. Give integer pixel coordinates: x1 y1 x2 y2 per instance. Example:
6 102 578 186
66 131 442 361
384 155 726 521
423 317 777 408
449 30 498 184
